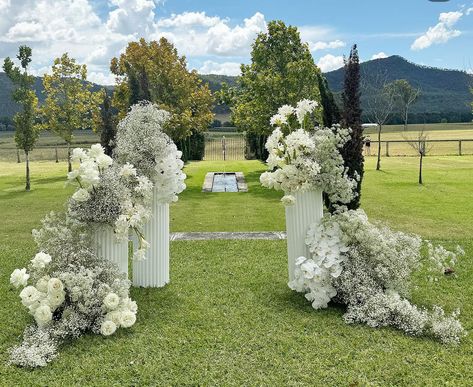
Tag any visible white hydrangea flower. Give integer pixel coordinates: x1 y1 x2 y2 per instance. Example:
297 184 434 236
120 163 137 178
31 252 52 269
95 154 113 169
103 293 120 310
36 276 50 293
67 170 80 181
10 268 29 288
72 188 90 202
281 195 296 206
89 144 105 159
71 148 88 163
100 320 117 336
295 99 318 124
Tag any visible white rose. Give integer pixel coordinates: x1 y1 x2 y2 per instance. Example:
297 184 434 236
120 311 136 328
105 310 122 327
89 143 105 158
27 292 47 313
10 268 29 288
96 154 113 169
20 286 41 307
121 298 138 314
31 251 52 269
100 320 117 336
34 304 52 327
36 276 50 293
281 195 296 206
72 188 91 202
48 290 66 309
47 278 64 295
103 292 120 310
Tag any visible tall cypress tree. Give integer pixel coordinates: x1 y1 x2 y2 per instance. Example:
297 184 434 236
317 72 340 127
99 93 117 156
341 44 363 210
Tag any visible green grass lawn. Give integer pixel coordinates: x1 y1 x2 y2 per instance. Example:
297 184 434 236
1 157 473 385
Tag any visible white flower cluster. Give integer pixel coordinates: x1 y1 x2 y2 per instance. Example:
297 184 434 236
260 100 355 206
289 221 348 309
9 213 137 368
68 144 153 259
289 210 467 344
114 102 186 204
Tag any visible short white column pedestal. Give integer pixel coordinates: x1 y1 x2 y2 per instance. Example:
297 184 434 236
285 190 324 282
133 191 170 288
92 225 129 277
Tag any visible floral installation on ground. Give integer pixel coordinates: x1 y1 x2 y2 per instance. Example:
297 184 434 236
260 100 357 208
289 210 466 344
261 100 466 344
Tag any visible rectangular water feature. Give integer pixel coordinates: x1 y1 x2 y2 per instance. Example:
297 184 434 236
211 173 238 192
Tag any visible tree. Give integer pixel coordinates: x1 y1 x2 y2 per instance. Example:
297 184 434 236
317 72 340 127
392 79 420 131
42 53 103 172
97 92 117 156
405 128 432 184
340 44 363 210
364 72 395 171
3 46 40 191
229 21 323 160
110 38 213 143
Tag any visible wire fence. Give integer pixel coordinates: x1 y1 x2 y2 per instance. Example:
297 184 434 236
204 135 246 161
365 139 473 157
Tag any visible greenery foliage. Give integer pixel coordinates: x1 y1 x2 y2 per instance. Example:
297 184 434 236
3 45 40 191
41 53 103 171
110 38 213 142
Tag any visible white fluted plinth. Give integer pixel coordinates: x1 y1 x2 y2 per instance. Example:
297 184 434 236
92 225 129 277
133 191 170 288
285 190 324 282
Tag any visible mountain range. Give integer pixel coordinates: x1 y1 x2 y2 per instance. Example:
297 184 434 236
1 56 471 125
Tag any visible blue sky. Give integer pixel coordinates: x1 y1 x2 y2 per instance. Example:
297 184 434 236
0 0 472 84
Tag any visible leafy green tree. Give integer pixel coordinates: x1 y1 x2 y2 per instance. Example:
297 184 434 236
42 53 103 172
110 38 213 143
340 44 363 210
3 46 40 191
229 21 323 160
391 79 420 131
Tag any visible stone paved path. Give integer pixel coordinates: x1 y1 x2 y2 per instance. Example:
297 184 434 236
170 231 286 241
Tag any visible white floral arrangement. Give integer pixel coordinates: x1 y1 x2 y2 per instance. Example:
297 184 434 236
289 210 466 344
9 212 137 368
114 101 186 204
67 144 153 260
260 100 356 207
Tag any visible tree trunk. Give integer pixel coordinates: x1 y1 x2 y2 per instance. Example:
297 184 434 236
419 153 423 185
25 150 30 191
67 142 72 172
376 124 382 170
404 109 408 131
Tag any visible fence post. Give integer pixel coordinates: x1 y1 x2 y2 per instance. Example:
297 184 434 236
459 140 462 156
222 136 226 161
16 149 20 163
385 141 390 157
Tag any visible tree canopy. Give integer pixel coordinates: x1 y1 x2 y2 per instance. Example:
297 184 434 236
110 38 213 142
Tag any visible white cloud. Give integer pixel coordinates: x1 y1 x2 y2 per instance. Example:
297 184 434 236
155 12 267 57
88 71 116 85
157 11 221 28
198 60 241 76
299 26 333 42
309 39 345 51
371 52 388 60
467 7 473 16
317 54 344 72
411 11 463 50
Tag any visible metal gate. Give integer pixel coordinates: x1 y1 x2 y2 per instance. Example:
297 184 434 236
204 134 245 160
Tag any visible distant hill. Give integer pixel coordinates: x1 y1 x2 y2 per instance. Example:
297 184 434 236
324 55 473 123
1 56 471 125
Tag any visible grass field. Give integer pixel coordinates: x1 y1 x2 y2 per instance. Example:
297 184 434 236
1 157 472 385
